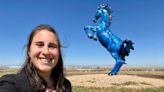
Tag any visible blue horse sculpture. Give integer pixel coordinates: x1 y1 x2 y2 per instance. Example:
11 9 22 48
84 4 134 75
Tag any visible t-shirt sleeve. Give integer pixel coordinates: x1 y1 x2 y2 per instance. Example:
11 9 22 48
0 74 17 92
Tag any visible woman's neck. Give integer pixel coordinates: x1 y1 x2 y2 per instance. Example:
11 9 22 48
37 71 54 86
37 70 56 92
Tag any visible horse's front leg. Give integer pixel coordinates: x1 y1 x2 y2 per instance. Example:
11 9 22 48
84 26 97 40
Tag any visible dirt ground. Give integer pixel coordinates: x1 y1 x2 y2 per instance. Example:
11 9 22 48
67 74 164 89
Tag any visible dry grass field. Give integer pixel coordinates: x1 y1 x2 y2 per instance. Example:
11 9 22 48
0 67 19 77
65 66 164 92
67 74 164 88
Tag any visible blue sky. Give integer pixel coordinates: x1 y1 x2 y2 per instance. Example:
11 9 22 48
0 0 164 66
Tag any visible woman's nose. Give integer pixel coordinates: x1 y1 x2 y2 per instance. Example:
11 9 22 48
42 46 50 55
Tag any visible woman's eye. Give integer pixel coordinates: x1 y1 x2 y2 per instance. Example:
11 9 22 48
49 45 57 48
49 43 58 49
35 43 44 47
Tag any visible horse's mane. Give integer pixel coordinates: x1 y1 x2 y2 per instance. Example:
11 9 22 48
99 4 112 27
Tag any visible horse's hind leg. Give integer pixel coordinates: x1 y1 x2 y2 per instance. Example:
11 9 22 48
108 52 124 75
109 60 124 75
109 63 119 75
114 61 124 74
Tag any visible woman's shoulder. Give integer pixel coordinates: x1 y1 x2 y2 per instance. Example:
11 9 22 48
0 74 17 92
0 71 32 92
64 78 72 92
0 74 16 82
64 78 71 85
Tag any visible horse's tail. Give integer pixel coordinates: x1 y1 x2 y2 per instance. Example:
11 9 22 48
118 39 134 61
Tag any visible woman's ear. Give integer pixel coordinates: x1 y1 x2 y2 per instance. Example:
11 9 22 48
28 48 31 57
28 51 30 57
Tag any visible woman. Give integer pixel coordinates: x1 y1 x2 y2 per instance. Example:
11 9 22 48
0 24 72 92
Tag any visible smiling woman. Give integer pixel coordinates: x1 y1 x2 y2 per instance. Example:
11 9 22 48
0 24 72 92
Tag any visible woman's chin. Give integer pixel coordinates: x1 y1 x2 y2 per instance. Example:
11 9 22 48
37 65 53 73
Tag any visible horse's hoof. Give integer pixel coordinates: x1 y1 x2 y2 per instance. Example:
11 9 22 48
88 36 93 39
93 38 97 41
108 72 116 76
88 34 93 38
108 72 112 76
108 73 113 76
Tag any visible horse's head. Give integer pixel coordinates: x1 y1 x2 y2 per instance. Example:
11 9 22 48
93 4 112 26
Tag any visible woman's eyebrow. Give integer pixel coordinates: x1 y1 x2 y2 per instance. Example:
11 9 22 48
49 42 59 46
33 41 43 43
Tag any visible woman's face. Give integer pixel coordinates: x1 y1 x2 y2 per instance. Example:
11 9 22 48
28 29 59 73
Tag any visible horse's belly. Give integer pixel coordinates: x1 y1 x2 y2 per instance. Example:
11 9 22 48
97 32 122 51
97 32 110 48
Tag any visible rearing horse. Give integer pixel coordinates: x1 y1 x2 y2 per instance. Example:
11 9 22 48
84 4 134 75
